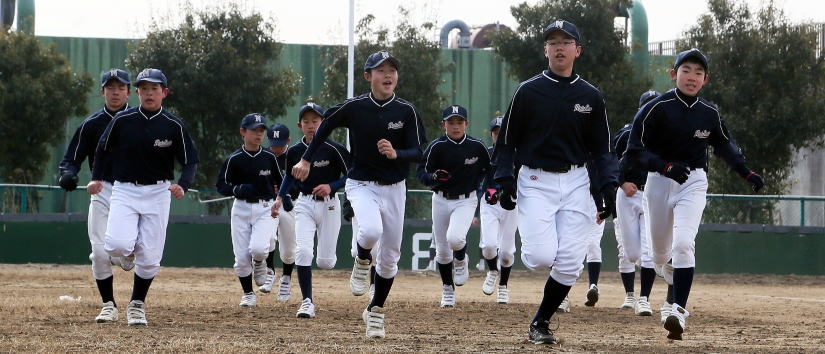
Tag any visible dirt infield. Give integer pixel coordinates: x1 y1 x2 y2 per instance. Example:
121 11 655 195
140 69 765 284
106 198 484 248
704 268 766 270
1 264 823 352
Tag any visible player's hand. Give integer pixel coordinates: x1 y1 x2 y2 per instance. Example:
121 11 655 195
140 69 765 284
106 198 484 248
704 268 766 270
377 139 397 159
745 172 764 192
620 182 638 197
596 184 617 222
432 169 451 182
472 217 479 227
169 184 185 200
312 184 331 197
498 178 517 211
342 199 355 222
484 188 499 205
282 196 294 212
58 172 79 192
663 162 690 184
272 196 282 217
86 181 103 195
292 159 311 181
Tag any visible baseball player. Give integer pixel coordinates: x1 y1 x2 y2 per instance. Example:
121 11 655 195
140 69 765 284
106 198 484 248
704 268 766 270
479 116 517 304
417 105 490 308
613 90 661 317
625 48 763 340
259 123 297 302
58 69 134 323
215 113 282 307
88 68 199 326
492 20 618 345
284 50 427 338
277 102 351 318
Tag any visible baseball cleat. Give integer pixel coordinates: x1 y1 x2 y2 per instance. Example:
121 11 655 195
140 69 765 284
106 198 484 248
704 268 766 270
476 258 486 271
496 285 510 304
634 296 653 316
664 304 689 340
660 302 672 324
620 294 637 309
362 306 386 338
482 270 498 295
120 254 135 271
239 292 257 307
440 284 456 308
556 296 571 313
126 300 148 326
296 298 316 318
655 263 674 285
259 268 276 293
95 301 118 323
528 321 558 345
253 260 267 286
368 284 375 301
453 258 469 286
350 257 371 296
276 275 292 301
584 284 599 307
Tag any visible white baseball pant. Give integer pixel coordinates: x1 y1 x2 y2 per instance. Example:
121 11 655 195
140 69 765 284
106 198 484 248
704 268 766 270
479 201 517 267
584 198 605 263
615 188 654 272
345 179 406 279
431 192 477 264
104 181 171 279
270 204 297 265
644 170 708 268
517 166 592 286
230 199 277 277
295 194 342 269
350 216 379 259
88 181 117 280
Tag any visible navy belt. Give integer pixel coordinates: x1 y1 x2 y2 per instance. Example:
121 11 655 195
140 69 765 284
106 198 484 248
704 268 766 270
436 191 471 200
530 163 584 173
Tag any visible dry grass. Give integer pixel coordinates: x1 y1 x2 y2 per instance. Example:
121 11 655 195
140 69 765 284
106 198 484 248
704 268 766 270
1 264 824 353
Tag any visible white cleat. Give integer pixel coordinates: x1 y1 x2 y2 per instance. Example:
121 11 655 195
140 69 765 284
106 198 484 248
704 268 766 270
440 284 456 308
253 260 267 286
126 300 148 326
95 301 118 323
557 296 571 313
368 284 375 301
239 292 257 307
482 270 498 295
277 275 292 301
259 268 276 293
664 304 689 340
453 258 469 286
362 306 386 338
655 263 674 285
660 302 673 324
296 298 316 318
476 258 486 271
620 294 637 309
634 296 653 316
350 257 371 296
496 285 510 304
584 284 599 306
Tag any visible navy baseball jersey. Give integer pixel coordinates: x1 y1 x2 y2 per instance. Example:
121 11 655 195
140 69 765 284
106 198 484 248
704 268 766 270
93 106 199 190
625 89 748 175
493 70 617 189
301 93 427 184
613 124 647 187
59 105 129 181
216 147 281 201
280 138 350 196
417 134 490 196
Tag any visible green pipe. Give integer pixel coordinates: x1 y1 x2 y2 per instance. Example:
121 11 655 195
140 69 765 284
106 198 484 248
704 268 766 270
629 0 650 78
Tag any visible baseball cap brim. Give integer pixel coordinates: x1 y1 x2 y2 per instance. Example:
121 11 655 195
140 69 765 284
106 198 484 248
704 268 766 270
101 76 130 87
442 114 467 121
365 57 400 72
299 106 325 119
543 28 578 41
136 78 166 86
674 50 709 70
268 137 289 146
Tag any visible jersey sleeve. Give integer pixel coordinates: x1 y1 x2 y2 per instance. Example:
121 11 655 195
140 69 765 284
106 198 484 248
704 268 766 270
58 121 91 176
328 143 351 193
416 140 438 186
586 98 618 190
612 128 631 185
626 101 668 173
303 101 349 161
92 117 118 181
173 120 199 190
278 147 298 198
394 104 427 162
493 84 527 182
215 156 237 197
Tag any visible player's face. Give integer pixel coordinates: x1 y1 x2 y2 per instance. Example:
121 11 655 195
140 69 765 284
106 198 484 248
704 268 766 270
442 116 468 140
544 32 581 76
101 80 130 110
298 112 323 140
670 61 709 96
364 61 397 100
241 126 267 148
490 127 500 143
136 82 168 111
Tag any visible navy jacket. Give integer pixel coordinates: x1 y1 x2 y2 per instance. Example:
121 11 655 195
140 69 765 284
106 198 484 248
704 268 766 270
417 134 490 195
613 124 647 187
59 105 129 182
216 146 281 200
279 137 350 197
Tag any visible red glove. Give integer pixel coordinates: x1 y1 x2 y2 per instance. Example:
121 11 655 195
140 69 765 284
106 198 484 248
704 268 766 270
484 188 499 205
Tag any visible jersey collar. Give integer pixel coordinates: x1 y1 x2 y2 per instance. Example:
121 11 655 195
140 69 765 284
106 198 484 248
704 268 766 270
446 134 467 145
103 103 128 118
674 89 699 108
542 69 580 84
241 145 263 158
369 92 396 107
138 105 163 120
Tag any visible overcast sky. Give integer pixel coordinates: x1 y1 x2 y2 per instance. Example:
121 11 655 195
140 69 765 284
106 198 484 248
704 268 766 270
21 0 825 44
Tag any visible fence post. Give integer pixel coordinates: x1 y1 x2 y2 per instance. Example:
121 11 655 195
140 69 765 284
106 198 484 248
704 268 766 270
21 187 28 214
800 199 806 227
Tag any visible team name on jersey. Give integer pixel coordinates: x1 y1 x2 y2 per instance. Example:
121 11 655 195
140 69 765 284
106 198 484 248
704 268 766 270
693 130 711 139
154 139 172 148
573 104 593 114
388 121 404 130
464 156 478 165
313 160 330 168
259 169 271 176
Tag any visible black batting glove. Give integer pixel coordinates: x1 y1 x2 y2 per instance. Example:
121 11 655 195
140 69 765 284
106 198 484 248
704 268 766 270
745 172 764 192
432 169 452 183
234 184 255 199
342 199 355 222
663 162 690 184
597 184 617 220
58 172 79 192
498 178 517 211
282 196 294 212
484 188 499 205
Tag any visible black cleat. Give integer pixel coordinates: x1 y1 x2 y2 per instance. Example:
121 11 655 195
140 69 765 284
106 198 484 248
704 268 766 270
584 284 599 307
664 315 684 340
528 321 558 345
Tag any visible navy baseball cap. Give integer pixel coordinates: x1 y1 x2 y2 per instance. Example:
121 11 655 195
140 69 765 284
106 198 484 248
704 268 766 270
268 123 290 147
364 50 400 72
298 102 325 120
135 68 168 87
442 105 468 121
638 90 661 108
100 69 130 87
241 113 267 130
489 116 504 130
674 48 709 70
543 20 580 42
